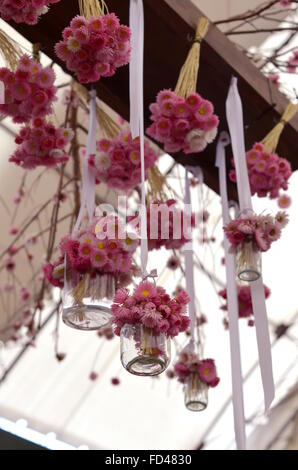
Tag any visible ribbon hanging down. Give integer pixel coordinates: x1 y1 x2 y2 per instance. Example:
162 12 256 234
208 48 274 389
226 77 275 412
74 88 97 233
129 0 148 279
216 132 246 451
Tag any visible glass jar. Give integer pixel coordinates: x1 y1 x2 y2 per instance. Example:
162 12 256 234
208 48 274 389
236 241 261 282
184 372 208 412
120 323 171 376
62 266 115 331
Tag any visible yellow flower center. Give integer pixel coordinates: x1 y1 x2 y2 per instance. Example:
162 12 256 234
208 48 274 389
141 289 150 297
199 107 206 115
131 152 138 161
82 246 90 255
204 368 210 376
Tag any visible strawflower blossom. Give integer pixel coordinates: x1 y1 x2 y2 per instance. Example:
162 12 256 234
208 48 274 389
129 199 195 251
0 55 57 123
146 89 219 154
224 211 288 253
88 131 158 191
219 284 270 325
174 350 220 388
10 119 72 169
0 0 60 25
112 281 190 338
55 14 131 84
278 194 292 209
229 142 292 199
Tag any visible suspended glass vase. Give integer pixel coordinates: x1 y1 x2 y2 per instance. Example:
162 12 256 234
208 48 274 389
62 260 115 331
120 323 171 376
184 372 208 412
236 241 261 282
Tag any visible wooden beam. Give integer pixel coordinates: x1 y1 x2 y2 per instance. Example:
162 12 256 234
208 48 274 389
9 0 298 199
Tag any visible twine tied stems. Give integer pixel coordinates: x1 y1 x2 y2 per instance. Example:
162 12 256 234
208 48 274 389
175 17 209 99
0 29 22 71
262 102 298 154
78 0 108 18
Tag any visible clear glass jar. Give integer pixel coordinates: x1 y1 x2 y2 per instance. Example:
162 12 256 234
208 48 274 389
236 241 262 282
184 372 208 412
62 266 115 331
120 323 171 376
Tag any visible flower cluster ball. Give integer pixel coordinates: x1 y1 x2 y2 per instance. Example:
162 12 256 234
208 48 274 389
88 131 158 191
0 55 57 124
219 284 271 325
129 199 195 251
229 142 292 199
9 118 72 169
224 211 289 252
0 0 60 25
55 14 131 84
43 255 65 288
112 281 190 338
146 89 219 154
174 350 220 388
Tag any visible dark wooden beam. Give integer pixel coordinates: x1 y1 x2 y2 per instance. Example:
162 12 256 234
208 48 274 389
9 0 298 199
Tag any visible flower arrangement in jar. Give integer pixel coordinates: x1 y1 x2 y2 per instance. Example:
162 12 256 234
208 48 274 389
174 349 220 412
0 55 57 123
219 284 271 327
0 0 60 25
112 281 190 376
10 118 73 169
224 211 288 282
44 215 138 331
88 130 158 191
55 2 131 84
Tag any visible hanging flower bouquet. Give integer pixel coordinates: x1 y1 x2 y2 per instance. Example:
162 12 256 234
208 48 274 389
0 0 60 25
44 215 138 331
112 281 190 376
219 284 271 327
88 130 158 191
174 350 219 411
55 1 131 84
10 118 73 169
230 142 292 199
224 211 288 281
129 199 195 251
146 18 219 154
0 55 57 123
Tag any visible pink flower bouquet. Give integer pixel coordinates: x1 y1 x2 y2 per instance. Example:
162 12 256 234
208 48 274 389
229 142 292 199
224 211 288 253
146 89 219 154
0 55 57 123
174 351 220 388
0 0 60 25
87 131 158 191
219 284 271 326
55 13 131 84
129 199 195 251
112 281 190 338
10 118 72 169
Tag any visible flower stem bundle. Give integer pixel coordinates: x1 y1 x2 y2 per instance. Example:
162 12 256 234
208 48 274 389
262 102 298 154
78 0 108 19
0 29 22 71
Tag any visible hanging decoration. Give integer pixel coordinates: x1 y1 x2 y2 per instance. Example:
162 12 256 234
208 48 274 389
0 0 60 25
10 118 72 169
55 2 131 84
88 130 158 191
229 103 298 201
0 55 57 123
174 348 220 412
146 18 219 154
225 78 275 413
224 211 288 282
219 284 271 327
112 282 190 376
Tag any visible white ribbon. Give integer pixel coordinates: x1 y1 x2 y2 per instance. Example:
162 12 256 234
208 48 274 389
74 89 97 233
130 0 148 278
226 77 274 412
216 132 246 450
0 81 4 104
184 168 196 348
